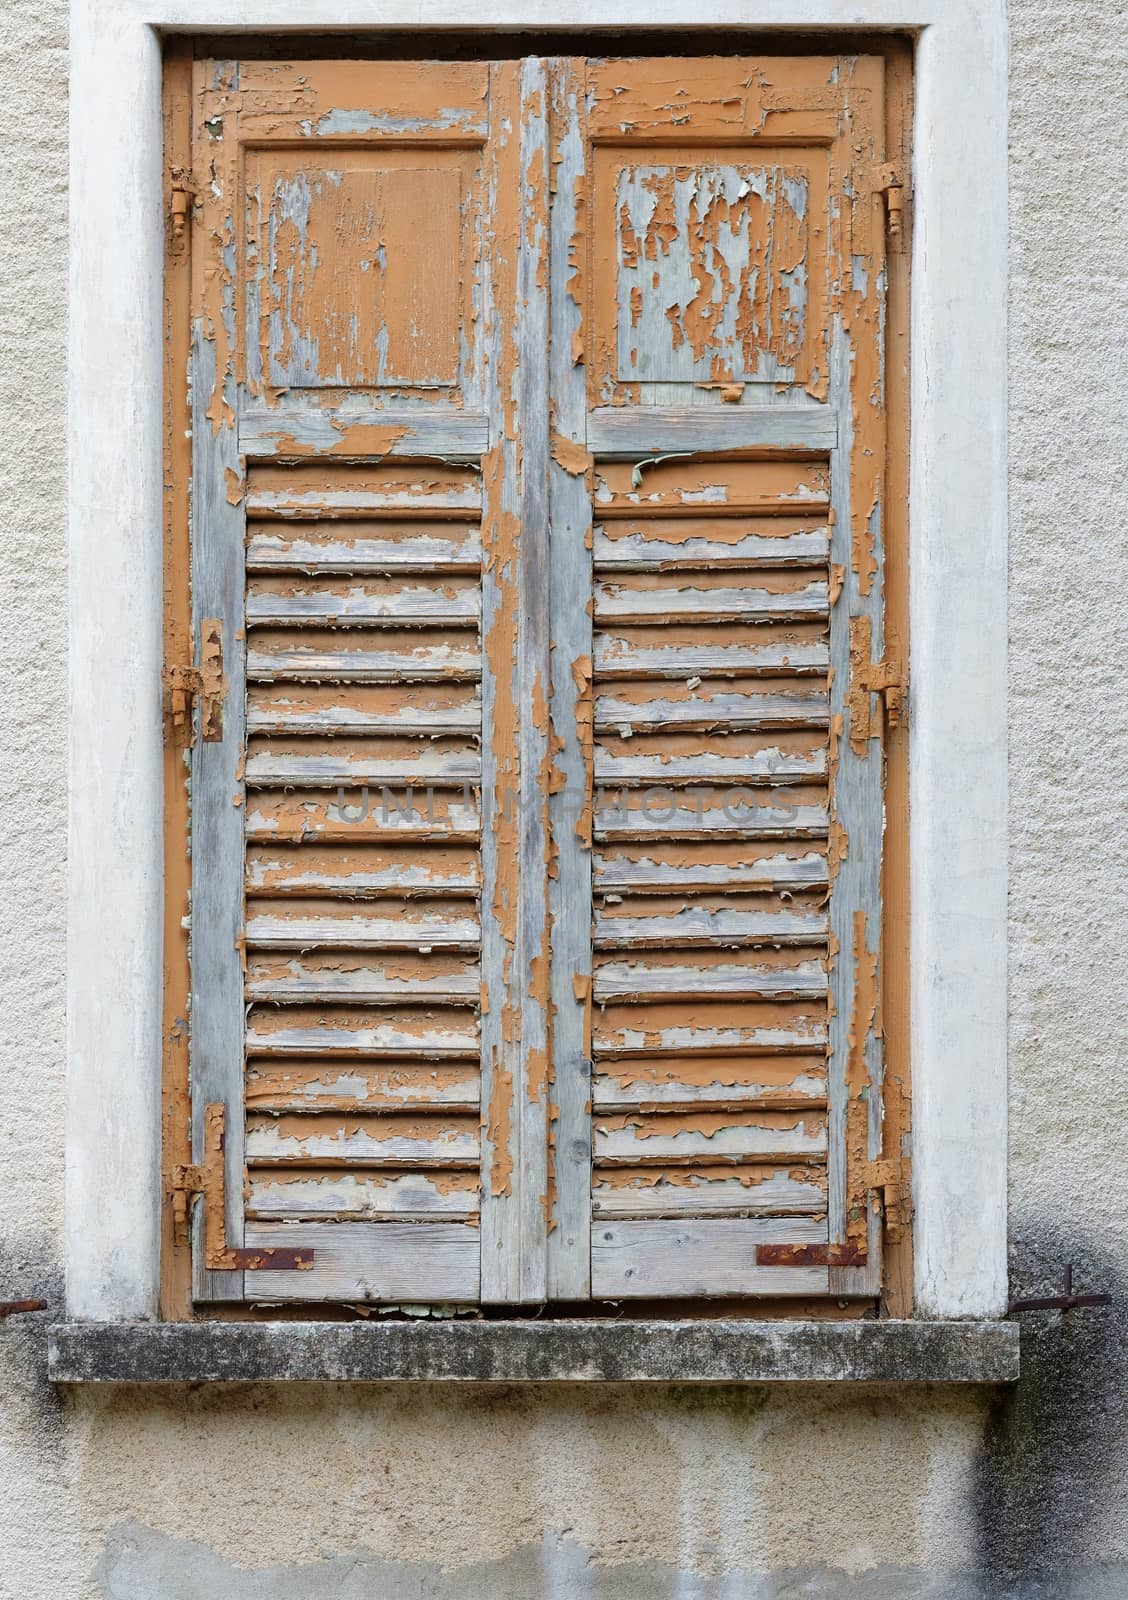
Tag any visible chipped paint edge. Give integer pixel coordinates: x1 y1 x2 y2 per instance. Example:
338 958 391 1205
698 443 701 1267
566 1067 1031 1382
68 0 1007 1322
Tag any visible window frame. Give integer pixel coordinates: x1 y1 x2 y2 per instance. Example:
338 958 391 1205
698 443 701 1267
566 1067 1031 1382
67 0 1008 1326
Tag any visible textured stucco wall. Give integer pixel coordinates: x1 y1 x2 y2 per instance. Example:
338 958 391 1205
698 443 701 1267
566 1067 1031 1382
1 3 1126 1596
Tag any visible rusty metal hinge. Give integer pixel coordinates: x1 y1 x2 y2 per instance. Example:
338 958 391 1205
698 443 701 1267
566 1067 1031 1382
872 160 907 251
859 655 908 735
866 1158 912 1245
163 619 227 743
168 165 197 252
166 1106 313 1272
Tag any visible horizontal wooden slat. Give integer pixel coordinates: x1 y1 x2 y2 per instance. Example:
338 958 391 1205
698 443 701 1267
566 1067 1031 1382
246 461 481 518
593 955 826 1003
246 790 481 844
593 526 829 571
247 1169 480 1221
594 634 830 679
595 687 829 733
593 1072 825 1114
593 1001 827 1057
248 640 481 684
594 796 828 841
246 907 480 951
246 954 479 1006
246 1113 480 1166
595 904 828 947
587 406 837 458
591 1217 828 1298
595 845 829 894
246 848 481 898
243 1221 481 1304
592 1168 827 1219
247 684 481 737
593 1110 827 1165
594 578 828 624
246 526 482 575
593 459 830 517
246 1061 480 1112
246 744 481 788
240 409 490 461
246 1006 480 1059
246 578 480 628
595 746 825 787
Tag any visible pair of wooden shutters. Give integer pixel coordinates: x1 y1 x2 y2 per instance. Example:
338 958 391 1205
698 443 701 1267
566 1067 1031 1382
180 52 897 1307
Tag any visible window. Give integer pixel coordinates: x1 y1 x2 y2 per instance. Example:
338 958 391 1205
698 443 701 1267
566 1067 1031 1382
160 47 913 1315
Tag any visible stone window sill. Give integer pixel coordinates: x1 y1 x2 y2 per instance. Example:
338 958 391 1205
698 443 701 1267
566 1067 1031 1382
48 1318 1019 1385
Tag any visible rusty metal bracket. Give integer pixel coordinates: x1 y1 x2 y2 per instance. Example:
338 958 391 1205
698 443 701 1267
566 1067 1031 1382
166 1106 313 1272
0 1298 48 1318
163 618 226 744
756 1244 868 1269
1009 1264 1112 1315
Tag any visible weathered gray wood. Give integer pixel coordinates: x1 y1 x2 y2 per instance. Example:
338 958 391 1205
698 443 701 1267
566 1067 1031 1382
246 482 481 517
188 327 245 1304
594 847 828 894
594 635 829 679
245 850 481 898
593 1117 828 1165
594 578 828 623
246 688 481 737
245 956 480 1006
245 912 480 951
546 62 593 1300
593 1015 829 1057
588 406 837 458
593 527 830 570
245 1062 481 1112
246 528 483 574
591 1219 828 1299
247 1171 480 1221
593 1074 826 1112
242 1223 481 1304
245 1011 479 1059
826 318 887 1298
478 60 553 1304
244 791 481 843
594 748 827 785
246 579 480 627
245 748 481 788
594 905 827 947
594 688 829 733
592 1169 827 1218
247 642 481 683
592 956 827 1003
240 408 490 461
246 1120 480 1166
593 797 828 841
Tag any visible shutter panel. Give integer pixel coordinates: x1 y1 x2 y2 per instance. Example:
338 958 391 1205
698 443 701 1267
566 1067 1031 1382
182 51 899 1309
546 56 895 1300
186 58 552 1304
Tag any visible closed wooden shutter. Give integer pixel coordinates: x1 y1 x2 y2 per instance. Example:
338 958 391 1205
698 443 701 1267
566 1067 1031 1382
547 57 899 1302
174 51 904 1309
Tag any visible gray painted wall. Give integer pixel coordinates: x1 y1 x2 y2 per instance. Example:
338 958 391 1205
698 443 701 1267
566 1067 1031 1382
1 2 1125 1593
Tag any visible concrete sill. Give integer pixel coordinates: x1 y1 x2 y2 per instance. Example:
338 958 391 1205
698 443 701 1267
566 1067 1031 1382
48 1319 1019 1385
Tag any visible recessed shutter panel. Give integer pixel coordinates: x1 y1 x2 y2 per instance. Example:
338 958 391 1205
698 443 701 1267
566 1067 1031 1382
187 59 553 1305
546 57 896 1300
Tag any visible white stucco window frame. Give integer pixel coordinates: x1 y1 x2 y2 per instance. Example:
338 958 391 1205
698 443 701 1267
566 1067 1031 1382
67 0 1008 1328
